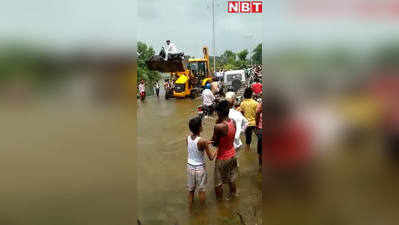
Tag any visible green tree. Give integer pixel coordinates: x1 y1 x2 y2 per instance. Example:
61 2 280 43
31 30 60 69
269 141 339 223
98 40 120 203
208 46 263 72
237 49 249 61
220 50 237 65
251 43 262 65
223 64 236 71
137 41 161 95
375 42 399 69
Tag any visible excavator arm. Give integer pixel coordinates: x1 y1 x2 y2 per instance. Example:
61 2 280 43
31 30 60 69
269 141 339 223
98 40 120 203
202 47 212 77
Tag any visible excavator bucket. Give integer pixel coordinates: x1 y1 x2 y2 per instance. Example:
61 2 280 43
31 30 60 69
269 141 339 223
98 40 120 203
146 55 185 73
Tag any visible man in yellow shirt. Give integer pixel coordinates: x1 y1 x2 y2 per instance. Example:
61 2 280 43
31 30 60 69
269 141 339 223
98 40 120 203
239 87 259 152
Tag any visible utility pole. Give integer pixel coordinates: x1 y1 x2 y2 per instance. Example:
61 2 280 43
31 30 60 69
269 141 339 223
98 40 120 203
244 34 255 66
212 0 216 75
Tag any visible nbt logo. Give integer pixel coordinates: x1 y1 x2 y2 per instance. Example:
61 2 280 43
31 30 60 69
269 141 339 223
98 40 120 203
228 1 263 13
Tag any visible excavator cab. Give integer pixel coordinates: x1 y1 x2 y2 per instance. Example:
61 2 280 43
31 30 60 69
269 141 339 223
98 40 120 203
187 61 207 81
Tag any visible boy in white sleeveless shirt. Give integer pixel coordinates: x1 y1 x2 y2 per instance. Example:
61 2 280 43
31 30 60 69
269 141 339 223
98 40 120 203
187 117 217 208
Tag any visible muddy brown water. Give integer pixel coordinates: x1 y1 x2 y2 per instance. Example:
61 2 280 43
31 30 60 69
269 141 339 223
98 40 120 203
0 102 136 225
136 90 399 225
137 94 262 225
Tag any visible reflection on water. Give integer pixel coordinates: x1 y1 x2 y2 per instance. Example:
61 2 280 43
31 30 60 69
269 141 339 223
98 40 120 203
137 92 262 225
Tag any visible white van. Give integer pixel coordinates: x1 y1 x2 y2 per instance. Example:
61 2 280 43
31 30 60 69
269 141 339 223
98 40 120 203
223 70 246 92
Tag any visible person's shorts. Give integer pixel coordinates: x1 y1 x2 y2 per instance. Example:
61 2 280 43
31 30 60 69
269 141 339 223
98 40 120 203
203 105 214 115
214 157 238 186
187 164 207 192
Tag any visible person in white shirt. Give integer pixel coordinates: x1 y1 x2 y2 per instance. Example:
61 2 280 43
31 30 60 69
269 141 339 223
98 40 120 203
154 82 160 97
201 83 215 116
163 40 180 61
225 92 248 167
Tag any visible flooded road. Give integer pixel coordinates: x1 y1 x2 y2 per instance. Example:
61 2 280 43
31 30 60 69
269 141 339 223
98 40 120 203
137 92 262 225
0 102 136 225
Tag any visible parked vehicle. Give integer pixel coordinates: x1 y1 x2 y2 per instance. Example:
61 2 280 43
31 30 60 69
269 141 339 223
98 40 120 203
223 70 246 92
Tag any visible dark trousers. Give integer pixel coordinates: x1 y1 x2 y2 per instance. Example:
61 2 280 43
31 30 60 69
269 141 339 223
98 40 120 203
245 126 256 145
257 128 263 167
257 128 263 155
155 88 160 96
385 131 399 161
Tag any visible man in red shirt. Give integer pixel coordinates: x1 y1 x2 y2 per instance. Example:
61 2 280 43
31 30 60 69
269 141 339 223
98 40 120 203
262 93 311 171
262 91 314 201
368 74 399 161
251 78 262 97
211 100 238 200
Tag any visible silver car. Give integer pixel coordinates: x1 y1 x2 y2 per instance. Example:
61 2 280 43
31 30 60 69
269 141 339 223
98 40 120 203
223 70 246 92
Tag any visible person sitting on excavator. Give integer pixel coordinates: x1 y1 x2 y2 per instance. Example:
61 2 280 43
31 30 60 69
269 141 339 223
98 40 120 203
161 40 183 61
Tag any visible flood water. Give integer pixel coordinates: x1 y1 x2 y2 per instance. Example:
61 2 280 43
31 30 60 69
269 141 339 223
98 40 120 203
137 91 262 225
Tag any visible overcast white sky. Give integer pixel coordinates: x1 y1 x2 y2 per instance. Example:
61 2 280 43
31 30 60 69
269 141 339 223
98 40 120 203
138 0 263 57
1 0 399 55
264 0 399 51
0 0 137 51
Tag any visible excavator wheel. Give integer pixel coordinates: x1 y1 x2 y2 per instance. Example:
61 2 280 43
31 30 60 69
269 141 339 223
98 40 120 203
189 92 196 99
165 88 173 100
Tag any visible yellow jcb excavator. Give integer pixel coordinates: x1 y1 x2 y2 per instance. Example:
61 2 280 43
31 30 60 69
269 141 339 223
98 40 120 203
147 46 214 99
